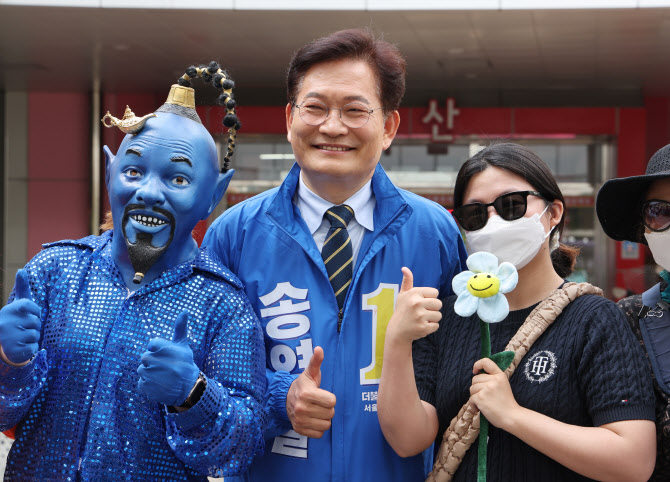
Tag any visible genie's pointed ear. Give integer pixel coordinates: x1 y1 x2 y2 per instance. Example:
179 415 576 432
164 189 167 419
206 169 235 218
103 145 115 190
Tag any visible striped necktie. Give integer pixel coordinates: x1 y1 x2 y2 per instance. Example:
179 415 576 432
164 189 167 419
321 204 354 312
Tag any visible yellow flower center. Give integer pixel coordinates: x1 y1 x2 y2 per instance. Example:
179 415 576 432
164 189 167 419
466 273 500 298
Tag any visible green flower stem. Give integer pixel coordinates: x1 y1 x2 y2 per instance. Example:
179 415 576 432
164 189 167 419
480 319 491 359
478 319 490 482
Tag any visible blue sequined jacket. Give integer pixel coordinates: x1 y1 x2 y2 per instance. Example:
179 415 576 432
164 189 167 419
0 230 266 481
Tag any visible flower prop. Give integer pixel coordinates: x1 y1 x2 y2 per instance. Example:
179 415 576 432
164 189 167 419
452 252 518 323
451 252 519 482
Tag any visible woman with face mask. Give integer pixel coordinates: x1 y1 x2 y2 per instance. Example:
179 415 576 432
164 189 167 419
377 142 656 482
596 143 670 481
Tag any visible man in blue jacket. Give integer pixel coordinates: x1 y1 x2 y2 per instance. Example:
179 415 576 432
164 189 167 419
203 28 467 481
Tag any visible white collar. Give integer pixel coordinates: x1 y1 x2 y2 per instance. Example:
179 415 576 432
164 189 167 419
296 174 375 235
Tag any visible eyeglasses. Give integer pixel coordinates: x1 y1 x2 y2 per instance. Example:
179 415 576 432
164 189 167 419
293 100 383 129
452 191 545 231
642 200 670 232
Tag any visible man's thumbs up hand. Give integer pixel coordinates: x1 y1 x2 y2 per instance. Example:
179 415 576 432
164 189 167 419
286 346 336 439
304 345 325 388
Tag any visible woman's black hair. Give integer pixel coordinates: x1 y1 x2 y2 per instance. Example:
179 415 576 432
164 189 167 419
453 142 580 278
177 61 240 173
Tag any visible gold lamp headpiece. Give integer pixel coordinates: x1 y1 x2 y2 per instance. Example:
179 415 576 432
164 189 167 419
100 61 240 173
101 106 156 135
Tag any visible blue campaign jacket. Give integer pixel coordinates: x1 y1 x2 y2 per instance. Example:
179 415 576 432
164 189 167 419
203 163 467 482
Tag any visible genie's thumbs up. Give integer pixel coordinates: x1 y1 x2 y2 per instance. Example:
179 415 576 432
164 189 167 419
172 311 189 344
137 311 200 407
0 270 42 366
14 269 33 301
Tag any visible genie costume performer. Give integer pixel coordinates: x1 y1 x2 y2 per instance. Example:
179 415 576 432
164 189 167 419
0 63 265 481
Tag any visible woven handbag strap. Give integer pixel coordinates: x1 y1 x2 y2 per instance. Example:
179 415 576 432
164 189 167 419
425 282 603 482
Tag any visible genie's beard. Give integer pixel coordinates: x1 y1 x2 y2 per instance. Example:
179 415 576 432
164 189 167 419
122 204 176 284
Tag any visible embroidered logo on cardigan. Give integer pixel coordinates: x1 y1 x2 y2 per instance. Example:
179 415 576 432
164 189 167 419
523 350 557 383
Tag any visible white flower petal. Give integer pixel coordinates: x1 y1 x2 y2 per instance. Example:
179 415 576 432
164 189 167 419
466 252 499 274
454 292 479 317
495 262 519 293
452 271 474 296
477 293 509 323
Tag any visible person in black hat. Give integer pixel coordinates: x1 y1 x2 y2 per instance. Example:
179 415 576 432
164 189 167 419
597 143 670 481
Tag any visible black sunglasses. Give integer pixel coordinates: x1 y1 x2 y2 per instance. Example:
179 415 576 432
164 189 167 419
452 191 544 231
642 199 670 232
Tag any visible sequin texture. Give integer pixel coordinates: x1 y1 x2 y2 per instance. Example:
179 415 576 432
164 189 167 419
0 230 266 481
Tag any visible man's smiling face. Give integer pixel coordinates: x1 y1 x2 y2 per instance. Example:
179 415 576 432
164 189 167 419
107 112 219 275
286 58 397 191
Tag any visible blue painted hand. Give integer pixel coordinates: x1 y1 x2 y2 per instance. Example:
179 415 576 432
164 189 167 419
0 270 42 365
137 311 200 406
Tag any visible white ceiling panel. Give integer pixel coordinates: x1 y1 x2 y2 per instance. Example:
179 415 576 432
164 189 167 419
0 5 669 102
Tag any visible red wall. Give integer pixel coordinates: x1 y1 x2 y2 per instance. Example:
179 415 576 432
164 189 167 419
27 92 90 258
646 97 670 160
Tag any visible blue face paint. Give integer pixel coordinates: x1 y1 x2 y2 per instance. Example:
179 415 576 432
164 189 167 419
104 111 233 287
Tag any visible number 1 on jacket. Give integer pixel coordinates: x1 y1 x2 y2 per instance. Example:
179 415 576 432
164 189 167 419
360 284 399 385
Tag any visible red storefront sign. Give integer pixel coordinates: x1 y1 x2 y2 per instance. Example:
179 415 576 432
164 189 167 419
199 103 625 141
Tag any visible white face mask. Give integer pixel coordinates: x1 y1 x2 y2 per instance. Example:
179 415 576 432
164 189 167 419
465 208 553 269
645 230 670 272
